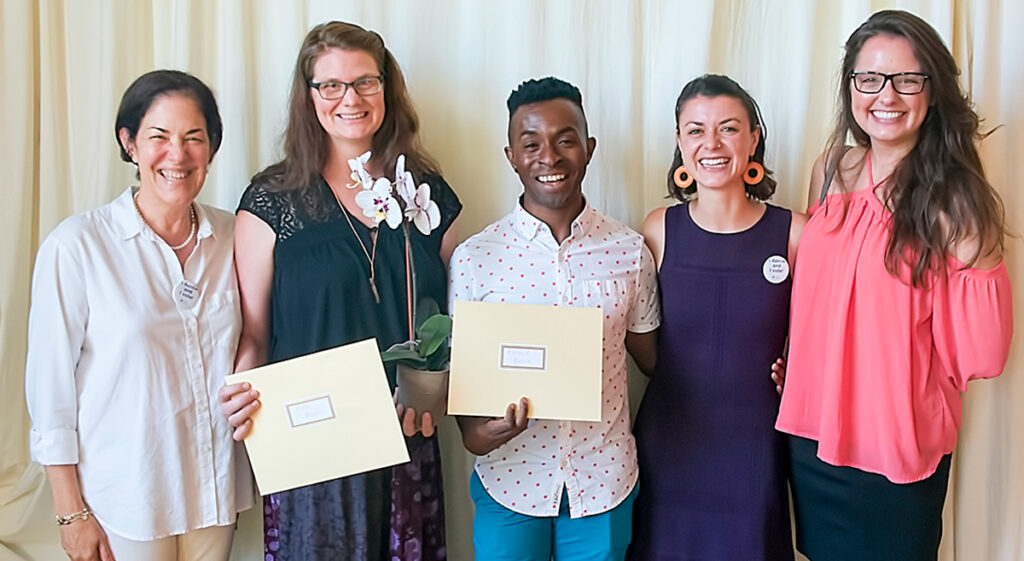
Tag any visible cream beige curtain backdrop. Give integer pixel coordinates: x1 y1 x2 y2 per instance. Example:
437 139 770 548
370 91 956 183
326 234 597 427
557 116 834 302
1 1 1020 560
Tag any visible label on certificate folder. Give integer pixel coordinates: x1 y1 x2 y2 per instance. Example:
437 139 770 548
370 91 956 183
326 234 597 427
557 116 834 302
285 394 336 428
499 344 548 371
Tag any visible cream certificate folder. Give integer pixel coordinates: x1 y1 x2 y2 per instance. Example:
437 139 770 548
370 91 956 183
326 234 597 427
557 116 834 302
448 301 603 422
225 338 409 495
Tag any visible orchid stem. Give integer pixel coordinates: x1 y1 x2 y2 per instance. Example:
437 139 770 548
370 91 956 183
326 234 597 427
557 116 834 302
404 222 415 342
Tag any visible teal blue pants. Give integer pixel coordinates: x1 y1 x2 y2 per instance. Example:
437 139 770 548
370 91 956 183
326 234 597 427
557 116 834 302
469 472 637 561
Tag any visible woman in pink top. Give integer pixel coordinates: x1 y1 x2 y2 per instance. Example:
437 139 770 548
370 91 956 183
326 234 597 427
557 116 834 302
776 10 1013 561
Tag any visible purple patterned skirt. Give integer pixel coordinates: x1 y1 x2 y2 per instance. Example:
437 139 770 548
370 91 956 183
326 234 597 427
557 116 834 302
263 435 445 561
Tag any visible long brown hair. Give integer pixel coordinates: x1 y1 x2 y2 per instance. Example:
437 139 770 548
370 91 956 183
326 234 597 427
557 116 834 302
824 10 1006 286
253 21 440 216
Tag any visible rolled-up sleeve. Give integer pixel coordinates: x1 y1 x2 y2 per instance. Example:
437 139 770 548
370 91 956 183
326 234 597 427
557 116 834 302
627 243 660 333
932 261 1013 392
25 234 88 465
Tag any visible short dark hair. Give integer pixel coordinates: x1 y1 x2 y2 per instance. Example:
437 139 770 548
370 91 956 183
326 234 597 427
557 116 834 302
114 69 223 163
507 77 586 125
667 74 776 201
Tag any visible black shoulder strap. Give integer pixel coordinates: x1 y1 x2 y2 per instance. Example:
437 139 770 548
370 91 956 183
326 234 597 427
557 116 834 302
819 146 853 206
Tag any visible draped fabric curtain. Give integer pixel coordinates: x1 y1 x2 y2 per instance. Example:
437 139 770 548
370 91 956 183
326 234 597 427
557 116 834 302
1 1 1020 560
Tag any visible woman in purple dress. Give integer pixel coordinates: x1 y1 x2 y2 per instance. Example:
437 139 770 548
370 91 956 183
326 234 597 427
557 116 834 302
628 75 805 561
218 21 460 560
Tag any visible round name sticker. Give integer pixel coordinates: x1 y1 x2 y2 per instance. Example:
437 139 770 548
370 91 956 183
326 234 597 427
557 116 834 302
762 255 790 284
174 279 201 308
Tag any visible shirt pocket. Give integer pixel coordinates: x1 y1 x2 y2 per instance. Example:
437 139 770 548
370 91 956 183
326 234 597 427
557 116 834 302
204 291 241 353
580 278 631 326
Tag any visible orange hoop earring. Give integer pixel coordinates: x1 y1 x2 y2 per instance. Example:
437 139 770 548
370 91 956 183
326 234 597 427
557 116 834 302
743 161 764 185
673 166 694 189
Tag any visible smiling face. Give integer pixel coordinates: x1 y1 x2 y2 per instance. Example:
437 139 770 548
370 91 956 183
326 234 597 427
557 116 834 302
310 47 385 152
676 95 760 191
505 98 595 214
119 93 211 206
850 34 930 152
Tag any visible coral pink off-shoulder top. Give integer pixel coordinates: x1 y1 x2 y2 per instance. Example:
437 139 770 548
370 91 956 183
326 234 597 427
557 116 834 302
776 160 1014 484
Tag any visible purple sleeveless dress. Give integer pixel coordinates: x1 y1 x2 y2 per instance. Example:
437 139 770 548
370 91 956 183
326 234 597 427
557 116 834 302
628 203 794 561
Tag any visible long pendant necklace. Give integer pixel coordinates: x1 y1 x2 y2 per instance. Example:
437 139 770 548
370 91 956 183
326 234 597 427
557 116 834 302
335 194 381 304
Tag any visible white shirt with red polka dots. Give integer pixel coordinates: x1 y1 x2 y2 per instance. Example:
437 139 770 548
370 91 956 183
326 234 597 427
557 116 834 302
449 201 660 518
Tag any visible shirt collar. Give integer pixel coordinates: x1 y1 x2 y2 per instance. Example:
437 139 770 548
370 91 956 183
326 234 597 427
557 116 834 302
510 197 544 240
570 200 595 238
509 196 595 242
113 186 215 242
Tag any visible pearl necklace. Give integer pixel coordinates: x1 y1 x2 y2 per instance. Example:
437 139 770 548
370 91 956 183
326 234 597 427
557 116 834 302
133 192 197 251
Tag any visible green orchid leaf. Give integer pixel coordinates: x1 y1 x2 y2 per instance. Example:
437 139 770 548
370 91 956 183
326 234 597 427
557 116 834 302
380 349 429 369
384 340 417 353
381 303 451 370
425 347 451 372
415 298 441 324
380 348 420 361
416 314 452 358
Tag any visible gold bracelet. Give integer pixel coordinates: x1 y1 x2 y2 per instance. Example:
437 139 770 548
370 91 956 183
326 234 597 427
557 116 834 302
56 506 91 526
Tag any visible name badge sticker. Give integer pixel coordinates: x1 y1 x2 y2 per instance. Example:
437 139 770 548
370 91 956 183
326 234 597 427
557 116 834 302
498 344 548 371
174 279 201 308
284 394 337 428
762 255 790 284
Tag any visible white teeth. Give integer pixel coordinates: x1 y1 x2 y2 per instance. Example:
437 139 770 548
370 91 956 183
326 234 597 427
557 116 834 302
872 110 903 120
160 170 188 180
537 174 566 183
699 158 729 166
338 112 367 120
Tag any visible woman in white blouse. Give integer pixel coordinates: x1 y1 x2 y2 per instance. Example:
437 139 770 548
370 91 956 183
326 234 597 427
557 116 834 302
25 70 252 561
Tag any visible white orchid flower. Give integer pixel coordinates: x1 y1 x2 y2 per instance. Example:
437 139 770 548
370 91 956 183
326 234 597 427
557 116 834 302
355 177 403 228
404 182 441 235
347 151 373 189
394 155 418 206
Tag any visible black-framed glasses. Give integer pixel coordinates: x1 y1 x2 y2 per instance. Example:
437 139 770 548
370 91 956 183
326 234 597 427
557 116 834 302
850 71 929 95
307 75 384 100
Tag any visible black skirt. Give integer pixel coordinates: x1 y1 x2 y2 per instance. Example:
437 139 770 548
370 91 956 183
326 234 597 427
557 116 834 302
787 436 951 561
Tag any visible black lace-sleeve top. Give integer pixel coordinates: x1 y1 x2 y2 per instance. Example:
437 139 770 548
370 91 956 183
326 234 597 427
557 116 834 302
237 175 462 382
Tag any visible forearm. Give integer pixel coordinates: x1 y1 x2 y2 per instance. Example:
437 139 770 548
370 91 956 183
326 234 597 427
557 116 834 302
46 465 87 515
234 330 268 372
626 329 658 376
47 465 113 560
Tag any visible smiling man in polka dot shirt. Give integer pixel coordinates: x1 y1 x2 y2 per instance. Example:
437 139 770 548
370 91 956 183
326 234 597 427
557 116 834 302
449 77 660 561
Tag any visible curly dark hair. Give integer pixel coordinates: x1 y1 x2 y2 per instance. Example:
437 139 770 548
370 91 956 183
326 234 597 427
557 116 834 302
506 77 587 136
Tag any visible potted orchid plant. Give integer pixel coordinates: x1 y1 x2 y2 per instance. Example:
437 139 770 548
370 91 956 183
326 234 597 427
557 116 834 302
348 152 451 425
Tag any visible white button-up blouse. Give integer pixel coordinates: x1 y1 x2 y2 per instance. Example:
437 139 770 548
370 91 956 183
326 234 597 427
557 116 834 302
450 201 660 518
25 187 253 540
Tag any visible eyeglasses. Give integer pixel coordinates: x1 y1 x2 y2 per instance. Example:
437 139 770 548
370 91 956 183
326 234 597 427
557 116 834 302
849 71 929 95
307 75 384 100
